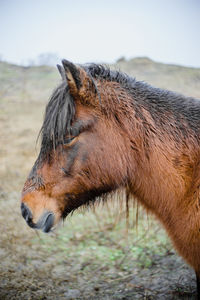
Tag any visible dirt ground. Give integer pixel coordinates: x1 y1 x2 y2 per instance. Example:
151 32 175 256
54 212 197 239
0 99 198 299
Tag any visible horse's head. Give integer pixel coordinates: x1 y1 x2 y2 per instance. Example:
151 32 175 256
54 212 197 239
21 60 133 232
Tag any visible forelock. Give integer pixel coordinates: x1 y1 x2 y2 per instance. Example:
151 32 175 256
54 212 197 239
39 81 75 159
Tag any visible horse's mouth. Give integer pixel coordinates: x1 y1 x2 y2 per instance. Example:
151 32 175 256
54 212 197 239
21 203 55 233
36 211 55 233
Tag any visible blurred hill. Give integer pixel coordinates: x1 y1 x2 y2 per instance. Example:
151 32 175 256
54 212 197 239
1 57 200 103
115 57 200 98
0 62 58 102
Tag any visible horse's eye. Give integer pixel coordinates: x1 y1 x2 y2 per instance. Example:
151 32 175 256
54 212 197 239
63 136 76 145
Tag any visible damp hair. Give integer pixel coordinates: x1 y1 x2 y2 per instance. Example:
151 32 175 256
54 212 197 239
39 63 200 162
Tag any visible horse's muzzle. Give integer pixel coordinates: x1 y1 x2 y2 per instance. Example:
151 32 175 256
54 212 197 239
21 202 54 233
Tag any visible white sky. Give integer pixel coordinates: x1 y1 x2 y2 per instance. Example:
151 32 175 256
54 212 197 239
0 0 200 67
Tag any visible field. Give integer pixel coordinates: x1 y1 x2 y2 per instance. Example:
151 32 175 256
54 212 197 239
0 58 200 299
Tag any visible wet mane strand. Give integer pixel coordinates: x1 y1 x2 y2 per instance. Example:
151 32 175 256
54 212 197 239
83 64 136 89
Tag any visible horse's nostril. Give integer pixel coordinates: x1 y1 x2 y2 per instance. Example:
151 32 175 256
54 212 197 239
21 202 33 223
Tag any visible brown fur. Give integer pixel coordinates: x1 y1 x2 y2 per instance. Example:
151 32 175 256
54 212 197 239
21 61 200 295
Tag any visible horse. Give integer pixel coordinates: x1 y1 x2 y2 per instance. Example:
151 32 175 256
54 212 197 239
21 59 200 298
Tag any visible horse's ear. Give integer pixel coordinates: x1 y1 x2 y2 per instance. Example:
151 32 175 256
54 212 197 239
56 64 65 81
61 59 99 106
61 59 82 93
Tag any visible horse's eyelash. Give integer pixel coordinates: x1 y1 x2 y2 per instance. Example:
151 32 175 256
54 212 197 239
64 136 76 145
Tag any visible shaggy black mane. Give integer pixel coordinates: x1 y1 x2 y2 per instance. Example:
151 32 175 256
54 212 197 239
83 64 136 90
